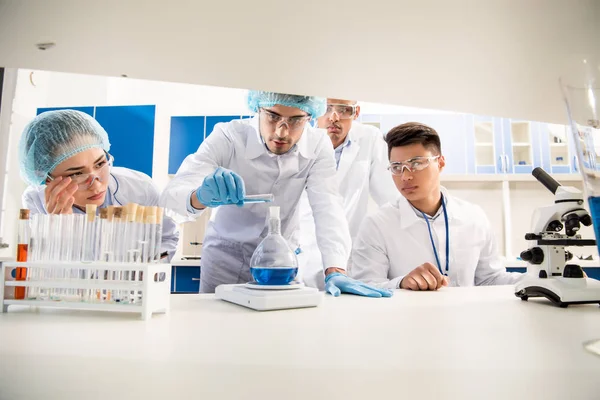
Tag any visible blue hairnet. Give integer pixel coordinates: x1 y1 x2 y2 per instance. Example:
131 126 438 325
247 90 326 118
19 110 111 186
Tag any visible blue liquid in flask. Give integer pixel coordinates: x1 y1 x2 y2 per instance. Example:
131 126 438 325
589 196 600 255
250 267 298 285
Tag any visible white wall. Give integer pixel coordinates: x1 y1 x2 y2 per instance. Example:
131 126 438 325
0 0 598 124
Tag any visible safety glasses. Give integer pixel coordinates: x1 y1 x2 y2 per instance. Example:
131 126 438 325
47 153 113 190
260 109 311 132
388 156 440 175
322 103 357 120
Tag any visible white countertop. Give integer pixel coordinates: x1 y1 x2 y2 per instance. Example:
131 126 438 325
1 286 600 399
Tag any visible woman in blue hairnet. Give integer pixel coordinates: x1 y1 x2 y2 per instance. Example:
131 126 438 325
160 90 392 298
19 109 179 258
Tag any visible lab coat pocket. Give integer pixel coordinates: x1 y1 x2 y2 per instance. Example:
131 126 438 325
284 177 308 205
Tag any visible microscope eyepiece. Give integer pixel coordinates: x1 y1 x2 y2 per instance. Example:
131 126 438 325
532 167 561 194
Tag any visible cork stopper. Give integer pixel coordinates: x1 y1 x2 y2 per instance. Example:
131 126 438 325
136 206 145 223
145 206 157 224
19 209 30 220
113 206 123 220
85 204 97 222
125 203 138 223
156 207 164 225
107 206 115 222
99 208 108 220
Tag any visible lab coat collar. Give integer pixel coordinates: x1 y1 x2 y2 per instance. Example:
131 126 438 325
396 186 453 229
244 116 317 160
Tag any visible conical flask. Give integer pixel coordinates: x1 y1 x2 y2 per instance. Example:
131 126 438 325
249 206 298 285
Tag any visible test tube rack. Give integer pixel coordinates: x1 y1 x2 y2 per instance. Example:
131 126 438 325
0 261 171 320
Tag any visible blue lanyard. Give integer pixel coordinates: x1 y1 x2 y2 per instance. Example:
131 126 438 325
420 196 449 276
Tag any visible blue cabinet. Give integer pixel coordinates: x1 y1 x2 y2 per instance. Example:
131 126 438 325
168 115 247 174
540 123 577 174
36 105 156 177
171 266 201 293
168 116 205 175
468 116 544 175
95 105 156 177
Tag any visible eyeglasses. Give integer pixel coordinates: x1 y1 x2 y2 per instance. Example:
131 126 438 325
322 104 357 120
47 153 113 190
388 156 440 175
260 109 311 132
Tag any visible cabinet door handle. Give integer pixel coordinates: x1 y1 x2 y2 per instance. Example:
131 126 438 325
573 156 578 172
504 154 510 173
192 278 201 281
498 156 504 173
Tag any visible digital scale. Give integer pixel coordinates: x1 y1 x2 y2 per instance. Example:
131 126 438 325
215 281 323 311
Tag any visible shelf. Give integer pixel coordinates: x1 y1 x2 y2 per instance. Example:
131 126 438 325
5 280 144 290
512 142 531 147
3 299 142 311
550 143 567 147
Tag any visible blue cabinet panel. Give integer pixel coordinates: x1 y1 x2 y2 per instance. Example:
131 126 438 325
37 106 94 117
170 266 176 293
95 105 156 177
172 266 200 293
507 267 600 280
168 116 206 174
205 115 243 138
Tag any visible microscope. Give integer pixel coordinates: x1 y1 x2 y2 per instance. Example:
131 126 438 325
515 167 600 307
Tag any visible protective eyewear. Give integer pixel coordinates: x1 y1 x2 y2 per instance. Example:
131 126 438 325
388 156 440 175
47 153 113 190
260 109 311 132
322 103 357 120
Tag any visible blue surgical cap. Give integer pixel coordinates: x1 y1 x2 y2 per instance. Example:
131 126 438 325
247 90 326 118
19 109 111 186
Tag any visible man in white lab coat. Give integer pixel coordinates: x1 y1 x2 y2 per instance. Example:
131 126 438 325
160 91 392 298
298 99 398 289
351 122 522 289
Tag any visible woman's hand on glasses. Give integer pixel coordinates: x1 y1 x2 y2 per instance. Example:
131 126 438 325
45 176 77 214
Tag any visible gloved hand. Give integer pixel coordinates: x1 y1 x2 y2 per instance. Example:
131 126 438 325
196 167 245 207
324 272 394 298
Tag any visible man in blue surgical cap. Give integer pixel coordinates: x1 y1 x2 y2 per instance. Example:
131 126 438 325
161 91 392 298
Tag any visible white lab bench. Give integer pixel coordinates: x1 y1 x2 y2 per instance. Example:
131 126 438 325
1 286 600 399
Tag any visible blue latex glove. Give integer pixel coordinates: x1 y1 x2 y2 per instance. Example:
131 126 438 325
324 272 394 298
196 167 245 207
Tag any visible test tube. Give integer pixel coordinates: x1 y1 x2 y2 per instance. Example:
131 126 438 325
112 207 124 302
112 207 124 263
82 205 98 302
37 214 50 300
244 194 275 203
135 205 145 264
27 213 38 300
82 205 98 262
48 214 63 300
154 207 164 262
15 209 30 300
124 203 138 263
144 207 157 264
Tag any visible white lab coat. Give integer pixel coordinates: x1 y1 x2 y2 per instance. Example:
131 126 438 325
298 122 399 289
159 116 351 293
350 188 522 289
22 167 180 256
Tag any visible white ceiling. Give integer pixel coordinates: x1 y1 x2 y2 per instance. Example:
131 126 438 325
0 0 598 123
